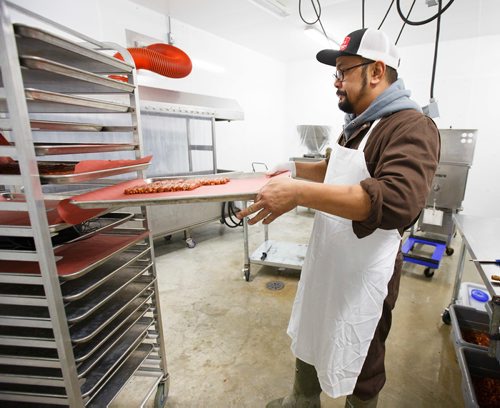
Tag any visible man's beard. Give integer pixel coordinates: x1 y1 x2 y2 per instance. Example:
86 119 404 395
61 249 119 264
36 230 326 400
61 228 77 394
337 71 368 114
337 91 354 114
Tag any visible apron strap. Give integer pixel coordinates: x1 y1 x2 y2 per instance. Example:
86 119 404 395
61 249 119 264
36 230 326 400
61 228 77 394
358 118 381 152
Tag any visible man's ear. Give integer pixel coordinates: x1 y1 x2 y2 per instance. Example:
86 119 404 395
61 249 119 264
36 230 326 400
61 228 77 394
370 61 386 84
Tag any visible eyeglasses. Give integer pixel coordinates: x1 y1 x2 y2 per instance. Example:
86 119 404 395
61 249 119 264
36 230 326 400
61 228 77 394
333 61 373 82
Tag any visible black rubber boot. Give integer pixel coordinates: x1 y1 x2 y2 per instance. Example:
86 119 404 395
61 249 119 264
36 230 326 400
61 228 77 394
345 394 378 408
266 359 322 408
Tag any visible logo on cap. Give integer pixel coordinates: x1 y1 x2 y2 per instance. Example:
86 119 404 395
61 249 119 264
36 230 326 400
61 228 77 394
340 36 351 51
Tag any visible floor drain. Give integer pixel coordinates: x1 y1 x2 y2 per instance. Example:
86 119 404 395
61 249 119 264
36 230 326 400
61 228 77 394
266 281 285 291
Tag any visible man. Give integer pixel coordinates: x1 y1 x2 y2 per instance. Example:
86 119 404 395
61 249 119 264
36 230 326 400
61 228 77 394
237 28 440 408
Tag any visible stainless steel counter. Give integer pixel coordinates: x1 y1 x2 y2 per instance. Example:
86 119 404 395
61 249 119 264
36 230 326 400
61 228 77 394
449 214 500 360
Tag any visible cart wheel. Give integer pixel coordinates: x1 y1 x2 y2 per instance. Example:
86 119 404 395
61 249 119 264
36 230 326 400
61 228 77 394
441 308 451 325
243 267 250 282
185 237 196 248
446 247 454 256
424 267 435 278
154 381 169 408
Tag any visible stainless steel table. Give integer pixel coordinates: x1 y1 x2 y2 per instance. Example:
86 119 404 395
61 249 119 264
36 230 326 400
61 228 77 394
445 214 500 359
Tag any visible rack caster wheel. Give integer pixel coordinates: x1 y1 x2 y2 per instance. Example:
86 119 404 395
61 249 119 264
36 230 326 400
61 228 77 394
154 381 169 408
185 237 196 248
446 247 454 256
441 308 451 325
424 267 435 278
243 267 250 282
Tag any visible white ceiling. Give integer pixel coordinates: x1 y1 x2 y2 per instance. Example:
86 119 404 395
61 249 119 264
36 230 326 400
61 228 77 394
130 0 500 62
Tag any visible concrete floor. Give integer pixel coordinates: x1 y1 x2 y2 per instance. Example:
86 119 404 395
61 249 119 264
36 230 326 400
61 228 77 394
115 208 484 408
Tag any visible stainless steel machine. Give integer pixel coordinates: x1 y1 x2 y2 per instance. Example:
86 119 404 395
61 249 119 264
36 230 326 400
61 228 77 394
403 128 478 277
296 124 331 158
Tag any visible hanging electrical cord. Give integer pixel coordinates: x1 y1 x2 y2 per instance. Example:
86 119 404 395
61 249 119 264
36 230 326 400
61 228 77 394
396 0 454 26
378 0 395 30
395 0 416 45
362 0 365 29
299 0 330 44
221 201 243 228
430 0 442 99
299 0 321 25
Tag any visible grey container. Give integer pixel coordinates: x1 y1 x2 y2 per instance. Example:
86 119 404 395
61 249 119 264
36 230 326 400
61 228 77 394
450 304 490 351
456 346 500 408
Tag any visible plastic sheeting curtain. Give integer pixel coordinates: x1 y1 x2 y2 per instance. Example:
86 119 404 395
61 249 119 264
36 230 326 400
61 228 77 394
140 112 215 177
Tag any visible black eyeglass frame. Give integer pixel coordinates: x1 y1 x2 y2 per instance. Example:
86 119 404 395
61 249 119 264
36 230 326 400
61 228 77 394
333 61 373 82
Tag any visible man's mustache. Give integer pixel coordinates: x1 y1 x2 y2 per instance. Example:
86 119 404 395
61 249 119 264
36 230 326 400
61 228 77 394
336 91 346 97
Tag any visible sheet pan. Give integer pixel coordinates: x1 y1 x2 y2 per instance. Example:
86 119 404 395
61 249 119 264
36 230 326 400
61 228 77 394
70 172 288 209
14 24 133 74
20 56 135 93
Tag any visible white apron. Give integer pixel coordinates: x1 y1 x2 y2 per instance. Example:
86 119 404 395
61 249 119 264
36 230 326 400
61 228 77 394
287 119 401 398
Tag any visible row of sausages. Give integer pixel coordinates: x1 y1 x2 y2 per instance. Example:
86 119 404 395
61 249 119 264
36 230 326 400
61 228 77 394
124 177 230 195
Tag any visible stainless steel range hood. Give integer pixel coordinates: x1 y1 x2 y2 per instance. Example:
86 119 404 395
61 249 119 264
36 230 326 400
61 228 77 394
138 85 244 121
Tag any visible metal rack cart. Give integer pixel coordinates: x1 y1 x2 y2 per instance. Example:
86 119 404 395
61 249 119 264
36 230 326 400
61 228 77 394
443 214 500 406
242 218 308 282
402 129 477 278
0 2 168 406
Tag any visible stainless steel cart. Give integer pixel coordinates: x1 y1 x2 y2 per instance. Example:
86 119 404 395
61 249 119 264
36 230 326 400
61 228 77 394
242 217 308 281
0 2 168 406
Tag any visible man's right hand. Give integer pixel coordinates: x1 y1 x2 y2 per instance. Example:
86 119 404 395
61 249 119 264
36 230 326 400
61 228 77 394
266 161 296 178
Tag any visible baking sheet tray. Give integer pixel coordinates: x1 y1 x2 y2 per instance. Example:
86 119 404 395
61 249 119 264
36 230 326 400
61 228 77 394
14 23 133 74
0 365 64 387
70 281 153 343
0 283 46 306
73 301 150 363
0 382 67 402
0 325 54 342
61 247 151 301
39 162 150 184
65 267 152 323
0 231 149 279
0 345 59 368
85 343 153 408
77 317 152 378
0 209 133 241
19 56 135 93
0 88 130 114
30 120 135 133
70 172 287 209
0 194 62 231
33 142 137 156
30 119 103 132
80 326 148 397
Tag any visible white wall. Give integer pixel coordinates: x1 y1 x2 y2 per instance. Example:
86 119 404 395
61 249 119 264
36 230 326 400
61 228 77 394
286 35 500 217
9 0 287 173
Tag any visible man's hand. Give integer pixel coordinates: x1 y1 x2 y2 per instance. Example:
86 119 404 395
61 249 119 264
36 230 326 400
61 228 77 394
266 161 296 178
237 177 299 225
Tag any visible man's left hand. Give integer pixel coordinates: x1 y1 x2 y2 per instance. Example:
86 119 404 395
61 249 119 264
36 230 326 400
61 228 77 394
236 177 299 225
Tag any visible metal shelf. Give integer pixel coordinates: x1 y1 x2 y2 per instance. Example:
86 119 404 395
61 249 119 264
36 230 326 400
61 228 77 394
249 239 307 270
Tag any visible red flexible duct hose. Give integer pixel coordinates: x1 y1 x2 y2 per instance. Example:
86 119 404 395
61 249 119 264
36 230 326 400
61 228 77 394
113 43 192 80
